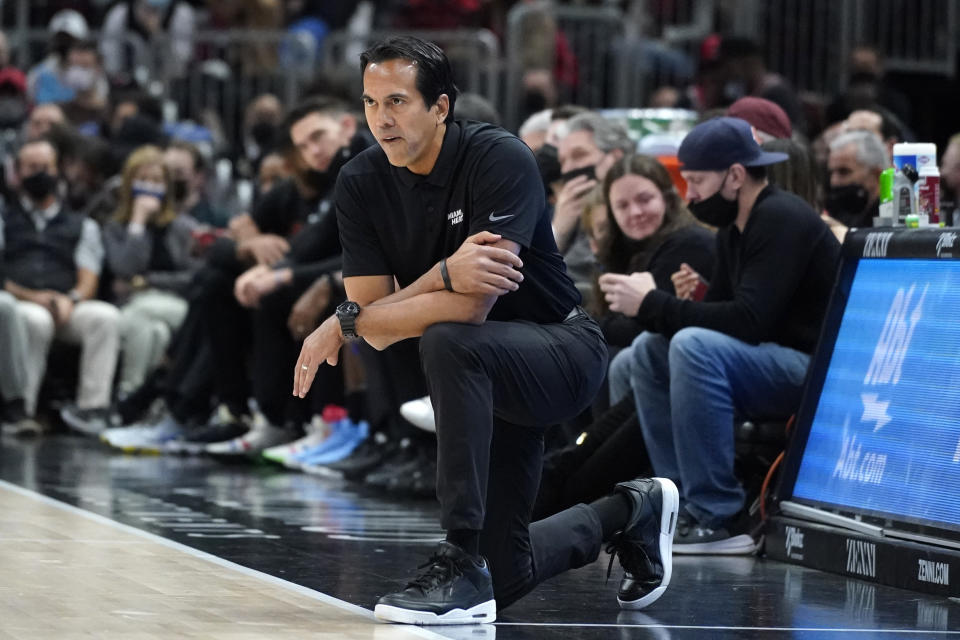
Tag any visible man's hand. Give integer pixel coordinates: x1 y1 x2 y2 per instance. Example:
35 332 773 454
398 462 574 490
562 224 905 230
552 174 597 248
235 265 289 308
237 234 290 266
288 276 331 341
44 291 74 327
293 315 343 398
671 263 703 300
598 272 657 317
444 231 524 296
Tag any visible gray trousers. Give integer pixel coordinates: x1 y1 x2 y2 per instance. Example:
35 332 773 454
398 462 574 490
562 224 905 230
0 291 29 403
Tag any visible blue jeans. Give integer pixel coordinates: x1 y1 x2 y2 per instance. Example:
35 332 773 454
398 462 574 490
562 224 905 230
628 328 810 527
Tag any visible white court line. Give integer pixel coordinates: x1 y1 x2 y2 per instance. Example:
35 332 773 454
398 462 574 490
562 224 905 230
495 622 960 634
0 480 448 640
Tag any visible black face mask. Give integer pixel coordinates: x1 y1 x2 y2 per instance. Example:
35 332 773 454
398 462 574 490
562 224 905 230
249 121 277 150
535 143 562 188
21 170 59 201
688 172 739 227
171 178 189 203
825 184 870 222
559 165 596 184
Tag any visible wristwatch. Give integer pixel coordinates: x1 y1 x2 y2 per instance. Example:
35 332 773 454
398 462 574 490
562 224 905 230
336 301 361 340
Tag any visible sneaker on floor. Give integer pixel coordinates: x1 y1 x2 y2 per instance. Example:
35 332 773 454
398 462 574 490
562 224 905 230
607 477 679 610
60 405 120 437
262 414 331 466
312 431 393 480
297 419 369 472
386 449 438 499
374 541 496 625
400 396 436 433
1 400 44 436
101 414 187 453
205 411 293 457
165 404 249 455
363 438 422 489
672 509 757 555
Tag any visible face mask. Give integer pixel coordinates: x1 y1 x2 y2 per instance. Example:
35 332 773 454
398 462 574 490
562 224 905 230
21 170 59 201
688 171 739 227
64 65 97 92
171 178 189 202
249 121 276 150
131 180 166 200
535 143 562 187
825 184 870 221
560 165 596 184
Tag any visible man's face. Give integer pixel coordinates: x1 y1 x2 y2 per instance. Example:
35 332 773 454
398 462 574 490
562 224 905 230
290 112 354 173
558 130 606 177
25 104 65 139
828 143 879 198
362 58 447 173
941 141 960 192
257 153 288 195
162 147 196 184
18 141 58 180
681 169 732 203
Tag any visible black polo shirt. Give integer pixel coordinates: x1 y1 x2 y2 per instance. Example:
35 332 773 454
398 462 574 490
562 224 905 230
336 120 580 324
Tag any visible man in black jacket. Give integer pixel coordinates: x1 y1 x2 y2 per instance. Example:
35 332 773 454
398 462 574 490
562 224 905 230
622 117 841 555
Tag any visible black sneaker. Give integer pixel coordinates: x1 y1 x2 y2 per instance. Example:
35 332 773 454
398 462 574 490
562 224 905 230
606 477 679 610
386 448 437 499
364 439 421 489
60 405 120 437
374 541 496 625
166 405 249 455
672 508 757 555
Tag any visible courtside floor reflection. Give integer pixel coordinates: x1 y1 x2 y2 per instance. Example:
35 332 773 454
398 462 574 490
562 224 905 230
1 434 958 639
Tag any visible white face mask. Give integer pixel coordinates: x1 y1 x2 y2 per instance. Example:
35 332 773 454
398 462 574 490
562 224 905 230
64 65 97 92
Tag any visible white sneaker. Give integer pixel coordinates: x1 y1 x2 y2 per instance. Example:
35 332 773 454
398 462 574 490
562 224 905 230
205 411 293 456
400 396 436 433
101 415 186 453
262 415 332 467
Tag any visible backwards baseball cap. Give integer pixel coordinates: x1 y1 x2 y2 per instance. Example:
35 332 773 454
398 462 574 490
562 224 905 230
727 96 792 140
678 117 788 171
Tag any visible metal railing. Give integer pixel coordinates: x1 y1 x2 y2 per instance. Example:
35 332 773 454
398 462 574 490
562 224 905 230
320 28 501 111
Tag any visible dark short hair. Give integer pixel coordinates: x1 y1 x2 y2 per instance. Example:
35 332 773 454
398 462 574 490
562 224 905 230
745 164 767 181
167 139 205 173
281 95 350 135
360 36 459 124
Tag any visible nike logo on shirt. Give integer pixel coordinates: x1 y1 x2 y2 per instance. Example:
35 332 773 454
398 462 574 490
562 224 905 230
489 212 515 222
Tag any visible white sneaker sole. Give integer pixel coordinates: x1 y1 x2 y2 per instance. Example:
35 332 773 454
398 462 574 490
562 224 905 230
618 477 679 610
673 533 758 555
374 598 496 625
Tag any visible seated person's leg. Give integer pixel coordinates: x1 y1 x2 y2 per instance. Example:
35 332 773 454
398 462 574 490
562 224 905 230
14 301 56 417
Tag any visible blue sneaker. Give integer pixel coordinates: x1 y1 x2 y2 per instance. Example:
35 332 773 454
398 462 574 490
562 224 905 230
101 414 187 454
297 420 369 471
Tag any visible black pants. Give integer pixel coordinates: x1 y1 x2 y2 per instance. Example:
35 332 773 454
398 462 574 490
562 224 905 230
419 310 608 608
253 287 343 426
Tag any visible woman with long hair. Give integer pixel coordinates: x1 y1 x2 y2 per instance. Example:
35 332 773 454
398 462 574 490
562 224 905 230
102 144 200 396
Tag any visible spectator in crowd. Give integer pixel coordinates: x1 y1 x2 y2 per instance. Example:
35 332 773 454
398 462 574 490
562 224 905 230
824 129 888 232
843 107 906 160
826 45 912 130
59 40 110 135
727 96 792 143
62 135 118 223
518 108 552 152
238 93 284 180
554 112 635 301
762 138 821 210
24 104 67 143
621 117 840 554
103 145 199 402
101 0 197 82
0 138 120 431
715 37 803 133
256 151 289 199
0 31 29 133
941 133 960 222
534 154 715 519
163 140 230 228
27 9 90 105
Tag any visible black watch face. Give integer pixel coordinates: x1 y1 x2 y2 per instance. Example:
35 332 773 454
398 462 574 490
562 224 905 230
339 301 360 316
